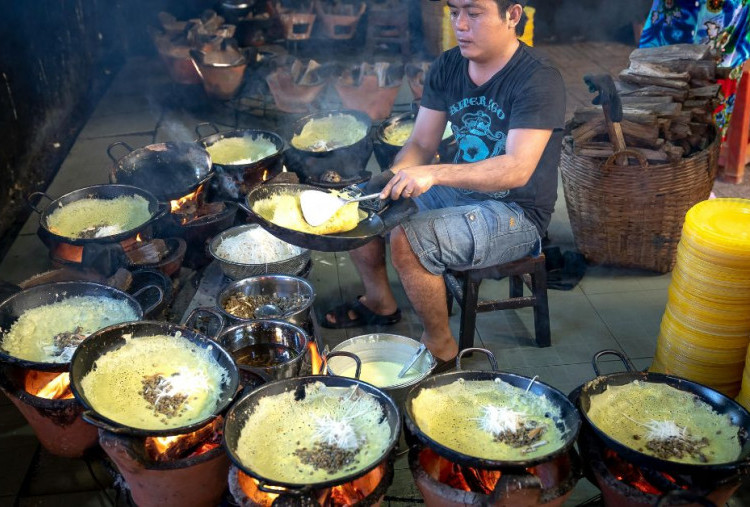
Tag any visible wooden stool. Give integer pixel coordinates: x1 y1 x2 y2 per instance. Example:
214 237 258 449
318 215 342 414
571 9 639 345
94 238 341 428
365 3 409 58
444 254 550 351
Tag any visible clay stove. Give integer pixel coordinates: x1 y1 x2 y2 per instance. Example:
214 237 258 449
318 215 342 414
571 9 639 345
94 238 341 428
98 416 229 507
227 454 394 507
409 446 581 507
0 364 98 457
579 427 745 507
158 183 238 268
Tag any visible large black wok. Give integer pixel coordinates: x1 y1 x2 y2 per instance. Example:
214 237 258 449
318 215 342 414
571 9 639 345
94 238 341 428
373 111 457 171
29 184 166 246
284 109 373 183
195 122 285 200
107 141 213 201
69 320 240 436
404 348 582 470
0 281 162 372
240 183 417 252
576 349 750 476
223 374 400 491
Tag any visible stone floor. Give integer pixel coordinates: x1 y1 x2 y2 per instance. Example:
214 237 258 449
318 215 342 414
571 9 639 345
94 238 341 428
1 41 749 506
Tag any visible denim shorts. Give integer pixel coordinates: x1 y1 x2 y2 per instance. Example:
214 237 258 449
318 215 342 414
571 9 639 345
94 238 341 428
399 186 541 275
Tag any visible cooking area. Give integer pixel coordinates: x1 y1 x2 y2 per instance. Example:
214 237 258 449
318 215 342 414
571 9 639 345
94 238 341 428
2 0 750 505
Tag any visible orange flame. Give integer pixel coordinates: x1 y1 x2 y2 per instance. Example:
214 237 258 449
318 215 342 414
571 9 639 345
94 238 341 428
170 184 204 213
309 341 323 375
25 371 74 400
262 169 269 181
135 233 143 242
151 435 182 455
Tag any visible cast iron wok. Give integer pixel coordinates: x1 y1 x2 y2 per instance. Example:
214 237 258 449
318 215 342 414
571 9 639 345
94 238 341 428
404 348 582 470
240 183 417 252
223 374 400 491
0 281 162 372
576 349 750 475
107 141 213 201
195 122 285 200
29 184 167 246
69 319 239 436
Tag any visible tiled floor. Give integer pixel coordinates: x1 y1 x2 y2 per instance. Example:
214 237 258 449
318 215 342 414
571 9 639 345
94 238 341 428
0 41 749 505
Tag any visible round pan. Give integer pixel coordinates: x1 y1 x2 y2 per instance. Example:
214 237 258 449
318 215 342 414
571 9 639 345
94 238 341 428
30 184 166 246
69 320 240 436
404 348 582 470
577 350 750 475
223 374 400 491
107 141 213 201
0 281 159 372
240 182 417 252
195 123 285 199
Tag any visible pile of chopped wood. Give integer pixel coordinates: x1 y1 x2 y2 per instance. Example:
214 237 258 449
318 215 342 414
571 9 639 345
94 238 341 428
570 44 722 163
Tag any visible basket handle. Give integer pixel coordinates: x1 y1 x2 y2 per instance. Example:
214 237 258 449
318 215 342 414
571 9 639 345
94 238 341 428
601 149 648 171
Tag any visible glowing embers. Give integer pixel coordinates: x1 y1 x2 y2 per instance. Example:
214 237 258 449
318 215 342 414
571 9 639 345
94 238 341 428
228 459 392 507
410 446 580 507
145 417 223 462
25 370 73 400
169 184 226 226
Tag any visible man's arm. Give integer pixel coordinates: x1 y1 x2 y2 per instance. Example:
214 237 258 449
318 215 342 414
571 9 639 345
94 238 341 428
390 107 448 172
381 127 553 199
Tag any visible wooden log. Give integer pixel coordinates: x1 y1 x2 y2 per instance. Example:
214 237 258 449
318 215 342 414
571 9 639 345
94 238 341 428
577 146 669 162
628 60 690 80
621 119 661 148
688 84 721 98
573 107 657 125
629 44 712 63
619 69 690 90
663 142 685 160
620 95 674 105
617 84 689 101
571 117 605 144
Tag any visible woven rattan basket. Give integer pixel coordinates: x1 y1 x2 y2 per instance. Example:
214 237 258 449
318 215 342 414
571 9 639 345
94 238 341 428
560 138 719 273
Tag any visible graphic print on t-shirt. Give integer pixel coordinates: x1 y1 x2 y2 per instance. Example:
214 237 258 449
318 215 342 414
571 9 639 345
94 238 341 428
452 109 507 164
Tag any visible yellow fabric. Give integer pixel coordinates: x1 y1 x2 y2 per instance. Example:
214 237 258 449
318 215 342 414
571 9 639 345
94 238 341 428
440 5 536 52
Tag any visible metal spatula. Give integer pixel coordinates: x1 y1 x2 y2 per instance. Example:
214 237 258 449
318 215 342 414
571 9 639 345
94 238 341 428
300 190 381 227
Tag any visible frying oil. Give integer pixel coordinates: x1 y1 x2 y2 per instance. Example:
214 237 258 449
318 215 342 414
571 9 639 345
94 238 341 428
337 361 421 388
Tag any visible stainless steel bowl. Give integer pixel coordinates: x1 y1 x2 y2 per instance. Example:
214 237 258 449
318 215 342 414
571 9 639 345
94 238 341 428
216 274 315 328
209 224 311 280
218 319 309 381
327 333 435 409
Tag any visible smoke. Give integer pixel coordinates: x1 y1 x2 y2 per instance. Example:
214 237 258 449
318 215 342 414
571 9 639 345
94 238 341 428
535 0 653 43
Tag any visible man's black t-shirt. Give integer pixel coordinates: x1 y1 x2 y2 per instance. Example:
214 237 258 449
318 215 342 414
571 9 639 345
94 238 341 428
420 42 566 236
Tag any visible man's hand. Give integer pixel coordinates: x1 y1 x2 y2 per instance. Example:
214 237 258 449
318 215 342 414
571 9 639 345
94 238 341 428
364 169 394 194
380 166 436 200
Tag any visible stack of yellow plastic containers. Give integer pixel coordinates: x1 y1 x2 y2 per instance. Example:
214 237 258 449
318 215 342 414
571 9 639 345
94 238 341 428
651 198 750 398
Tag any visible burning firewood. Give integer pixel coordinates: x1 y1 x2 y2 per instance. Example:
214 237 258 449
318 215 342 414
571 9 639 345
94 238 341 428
125 239 169 265
145 417 223 462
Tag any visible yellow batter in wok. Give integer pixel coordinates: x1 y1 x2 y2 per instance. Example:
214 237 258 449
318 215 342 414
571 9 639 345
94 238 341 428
586 380 741 464
235 382 392 483
410 378 567 461
79 334 229 431
252 191 365 235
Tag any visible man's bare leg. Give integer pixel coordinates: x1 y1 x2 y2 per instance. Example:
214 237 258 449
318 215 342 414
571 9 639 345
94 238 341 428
325 237 400 325
389 226 458 361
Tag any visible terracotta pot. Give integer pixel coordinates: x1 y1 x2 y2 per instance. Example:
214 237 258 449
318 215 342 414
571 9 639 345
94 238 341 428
265 70 327 113
334 74 401 121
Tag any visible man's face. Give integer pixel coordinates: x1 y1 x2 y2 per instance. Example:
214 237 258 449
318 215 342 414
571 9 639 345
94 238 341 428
448 0 517 62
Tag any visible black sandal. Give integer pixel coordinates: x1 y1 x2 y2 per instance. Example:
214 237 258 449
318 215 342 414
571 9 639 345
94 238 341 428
321 296 402 329
431 354 458 375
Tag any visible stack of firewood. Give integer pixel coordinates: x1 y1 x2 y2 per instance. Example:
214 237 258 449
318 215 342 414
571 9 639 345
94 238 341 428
570 44 721 163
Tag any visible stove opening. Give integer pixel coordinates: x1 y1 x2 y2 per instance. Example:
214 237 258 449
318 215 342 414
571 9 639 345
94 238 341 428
144 417 223 462
25 370 74 400
169 184 226 226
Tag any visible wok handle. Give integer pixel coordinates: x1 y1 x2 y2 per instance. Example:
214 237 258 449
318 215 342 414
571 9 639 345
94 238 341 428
106 141 134 163
457 348 498 371
592 349 636 376
27 191 54 214
194 122 220 139
655 490 716 507
323 351 361 379
82 411 128 434
183 307 226 340
145 203 169 226
131 284 165 317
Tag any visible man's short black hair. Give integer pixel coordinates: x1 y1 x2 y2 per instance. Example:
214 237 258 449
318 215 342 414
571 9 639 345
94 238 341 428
494 0 527 36
436 0 528 36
